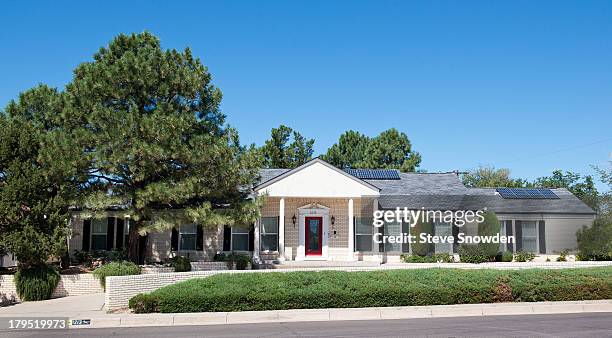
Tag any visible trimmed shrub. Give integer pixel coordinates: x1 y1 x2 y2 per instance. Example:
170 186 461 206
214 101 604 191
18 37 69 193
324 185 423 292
216 252 251 270
128 267 612 313
14 264 60 301
400 254 435 263
169 256 191 272
129 294 160 313
514 251 535 262
459 244 489 263
501 250 513 262
92 261 141 289
478 212 501 258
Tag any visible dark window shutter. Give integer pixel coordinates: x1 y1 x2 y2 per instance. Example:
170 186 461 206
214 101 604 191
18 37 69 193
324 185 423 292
196 225 204 251
401 221 410 253
248 225 255 251
171 227 179 251
505 221 513 252
515 221 522 251
82 219 91 251
223 226 231 251
452 223 460 254
538 220 546 254
106 217 115 250
378 224 385 252
115 218 124 249
353 216 357 252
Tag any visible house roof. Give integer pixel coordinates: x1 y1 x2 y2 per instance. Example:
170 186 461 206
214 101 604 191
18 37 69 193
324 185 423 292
254 158 381 192
258 160 595 215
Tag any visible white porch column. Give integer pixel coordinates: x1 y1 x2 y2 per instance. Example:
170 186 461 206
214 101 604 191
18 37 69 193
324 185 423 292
279 198 285 261
253 219 260 261
347 198 355 260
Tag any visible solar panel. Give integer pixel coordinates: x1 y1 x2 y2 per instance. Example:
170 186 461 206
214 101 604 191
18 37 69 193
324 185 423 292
496 188 559 199
344 168 400 180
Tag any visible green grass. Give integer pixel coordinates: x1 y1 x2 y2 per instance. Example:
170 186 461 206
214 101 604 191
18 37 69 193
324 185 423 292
129 267 612 313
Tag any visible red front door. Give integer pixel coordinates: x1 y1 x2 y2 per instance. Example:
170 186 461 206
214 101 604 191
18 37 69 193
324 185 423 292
305 217 323 256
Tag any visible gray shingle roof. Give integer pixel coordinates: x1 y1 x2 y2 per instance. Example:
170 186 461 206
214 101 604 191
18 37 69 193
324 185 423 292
258 168 595 215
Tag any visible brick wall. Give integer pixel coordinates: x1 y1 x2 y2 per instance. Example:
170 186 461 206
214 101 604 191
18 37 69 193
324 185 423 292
0 273 103 306
261 197 364 261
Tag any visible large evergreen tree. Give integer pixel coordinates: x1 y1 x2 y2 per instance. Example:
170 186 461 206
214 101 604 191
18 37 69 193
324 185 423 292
0 85 83 267
532 170 599 210
64 32 261 262
462 166 528 188
260 125 314 168
324 128 421 172
321 130 369 168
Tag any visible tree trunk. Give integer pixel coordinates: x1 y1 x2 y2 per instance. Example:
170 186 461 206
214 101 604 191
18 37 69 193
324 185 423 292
127 223 140 263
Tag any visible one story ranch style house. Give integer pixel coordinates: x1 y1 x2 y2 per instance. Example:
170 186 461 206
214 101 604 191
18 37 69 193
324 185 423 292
67 158 596 264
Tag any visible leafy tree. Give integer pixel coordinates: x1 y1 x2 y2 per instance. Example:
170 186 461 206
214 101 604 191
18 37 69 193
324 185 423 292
0 85 82 267
64 32 261 262
576 214 612 260
321 130 369 168
462 166 528 188
324 128 421 172
532 170 599 210
360 129 421 172
260 125 314 169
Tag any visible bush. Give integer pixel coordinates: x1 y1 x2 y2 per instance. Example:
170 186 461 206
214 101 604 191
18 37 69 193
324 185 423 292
458 245 490 263
128 267 612 313
169 256 191 272
400 254 435 263
501 250 513 262
14 264 60 301
129 293 160 313
215 252 251 270
576 216 612 261
434 253 454 263
92 261 141 289
556 249 569 262
514 251 535 262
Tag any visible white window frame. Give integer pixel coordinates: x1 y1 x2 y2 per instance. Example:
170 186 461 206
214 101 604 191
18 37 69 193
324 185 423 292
520 221 539 253
260 217 279 253
178 224 198 251
90 218 108 251
354 217 374 252
231 225 250 251
433 221 453 254
383 220 402 253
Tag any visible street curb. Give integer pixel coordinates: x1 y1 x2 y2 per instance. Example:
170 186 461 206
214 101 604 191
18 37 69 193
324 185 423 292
69 300 612 329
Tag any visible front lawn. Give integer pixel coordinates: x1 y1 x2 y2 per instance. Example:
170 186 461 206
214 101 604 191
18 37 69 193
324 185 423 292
129 267 612 313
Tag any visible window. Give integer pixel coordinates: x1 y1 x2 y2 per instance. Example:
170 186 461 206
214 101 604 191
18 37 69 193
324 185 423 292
179 224 197 251
355 217 373 252
91 219 107 250
521 221 538 252
232 224 250 251
384 220 401 252
499 221 508 252
260 217 278 252
434 221 452 254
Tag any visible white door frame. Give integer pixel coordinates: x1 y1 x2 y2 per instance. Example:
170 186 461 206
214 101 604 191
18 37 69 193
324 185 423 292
297 203 330 261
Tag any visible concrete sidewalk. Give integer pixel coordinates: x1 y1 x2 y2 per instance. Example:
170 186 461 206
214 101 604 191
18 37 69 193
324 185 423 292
2 297 610 329
0 293 105 317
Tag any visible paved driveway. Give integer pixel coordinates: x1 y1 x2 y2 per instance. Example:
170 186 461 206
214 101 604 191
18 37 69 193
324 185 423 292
0 293 105 317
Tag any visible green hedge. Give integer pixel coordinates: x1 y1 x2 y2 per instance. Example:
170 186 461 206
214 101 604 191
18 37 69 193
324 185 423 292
169 256 191 272
92 261 141 289
129 267 612 313
14 265 60 301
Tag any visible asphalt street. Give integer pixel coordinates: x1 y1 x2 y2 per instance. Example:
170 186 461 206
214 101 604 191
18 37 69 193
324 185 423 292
0 312 610 337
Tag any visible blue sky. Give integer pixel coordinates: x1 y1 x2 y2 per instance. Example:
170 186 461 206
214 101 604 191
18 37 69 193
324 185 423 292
1 1 611 190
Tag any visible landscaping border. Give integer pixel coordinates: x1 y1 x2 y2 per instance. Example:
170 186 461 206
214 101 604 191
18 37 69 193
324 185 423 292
105 261 612 311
